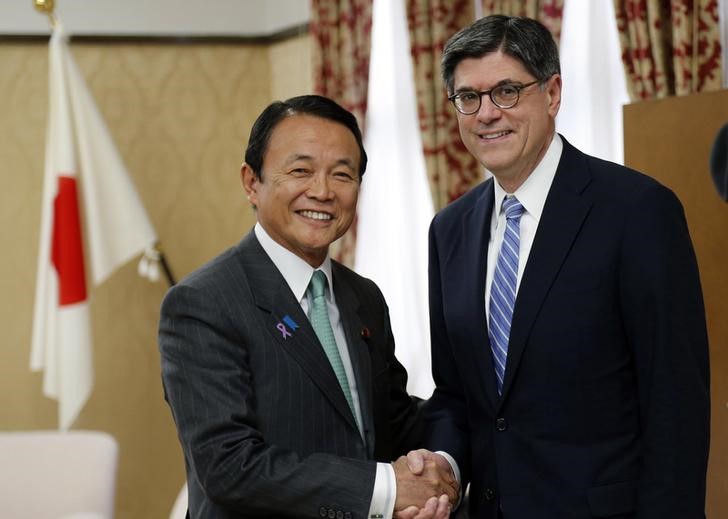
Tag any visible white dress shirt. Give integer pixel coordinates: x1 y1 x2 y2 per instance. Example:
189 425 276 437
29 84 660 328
254 223 396 519
485 133 563 320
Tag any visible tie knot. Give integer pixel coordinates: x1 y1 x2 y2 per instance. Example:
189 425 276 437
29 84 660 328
309 270 327 299
502 196 524 220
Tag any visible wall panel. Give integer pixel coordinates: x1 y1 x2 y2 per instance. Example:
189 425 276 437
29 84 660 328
624 89 728 519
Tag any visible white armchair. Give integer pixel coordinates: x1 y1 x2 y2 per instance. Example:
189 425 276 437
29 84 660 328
168 482 188 519
0 430 119 519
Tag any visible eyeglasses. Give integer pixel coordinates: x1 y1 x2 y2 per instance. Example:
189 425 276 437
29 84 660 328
448 80 542 114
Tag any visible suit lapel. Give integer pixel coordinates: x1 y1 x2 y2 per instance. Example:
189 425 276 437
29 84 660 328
459 181 501 410
499 139 593 401
332 264 375 453
236 232 359 432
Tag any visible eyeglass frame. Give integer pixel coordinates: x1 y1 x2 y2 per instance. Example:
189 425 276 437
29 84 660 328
447 79 544 114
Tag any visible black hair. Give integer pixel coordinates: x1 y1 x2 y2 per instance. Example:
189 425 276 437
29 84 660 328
244 94 368 179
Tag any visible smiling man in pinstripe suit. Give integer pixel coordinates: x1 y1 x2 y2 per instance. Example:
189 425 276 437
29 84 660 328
159 95 458 519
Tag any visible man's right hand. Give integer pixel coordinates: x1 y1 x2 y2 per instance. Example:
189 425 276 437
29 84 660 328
392 452 459 513
394 494 451 519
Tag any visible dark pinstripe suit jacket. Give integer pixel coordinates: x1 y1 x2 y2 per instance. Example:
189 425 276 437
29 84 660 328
159 230 423 519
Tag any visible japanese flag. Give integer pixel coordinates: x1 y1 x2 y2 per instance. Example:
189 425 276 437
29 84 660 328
31 24 157 430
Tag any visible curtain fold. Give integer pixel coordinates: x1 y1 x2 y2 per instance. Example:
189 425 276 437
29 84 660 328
310 0 373 266
482 0 565 40
614 0 722 101
407 0 481 211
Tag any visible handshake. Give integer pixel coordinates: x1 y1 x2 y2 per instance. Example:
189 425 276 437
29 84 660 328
392 449 460 519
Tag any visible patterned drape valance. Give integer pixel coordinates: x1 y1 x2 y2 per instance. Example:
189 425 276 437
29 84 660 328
614 0 722 100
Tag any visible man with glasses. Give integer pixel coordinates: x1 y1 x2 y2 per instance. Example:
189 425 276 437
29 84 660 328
409 14 710 519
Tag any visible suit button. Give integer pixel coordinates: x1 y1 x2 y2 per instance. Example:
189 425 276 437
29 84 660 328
484 488 496 501
495 417 508 431
336 512 343 519
319 507 327 517
328 510 336 519
344 514 352 519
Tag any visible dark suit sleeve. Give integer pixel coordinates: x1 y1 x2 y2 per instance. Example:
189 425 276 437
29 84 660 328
423 220 472 486
619 183 710 518
159 282 376 518
369 279 425 457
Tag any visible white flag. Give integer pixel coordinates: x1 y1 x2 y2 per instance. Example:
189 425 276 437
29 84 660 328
31 23 158 430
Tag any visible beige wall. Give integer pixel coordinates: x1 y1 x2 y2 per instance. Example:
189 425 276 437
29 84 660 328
0 33 312 519
623 90 728 518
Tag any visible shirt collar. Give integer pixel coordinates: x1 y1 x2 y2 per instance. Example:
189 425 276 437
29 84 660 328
492 133 563 220
254 222 334 303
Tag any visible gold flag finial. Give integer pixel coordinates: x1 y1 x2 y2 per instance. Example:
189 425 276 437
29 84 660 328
34 0 58 28
34 0 55 12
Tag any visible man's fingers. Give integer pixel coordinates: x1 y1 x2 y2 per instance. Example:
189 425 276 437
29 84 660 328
420 459 458 502
442 480 458 504
433 494 452 519
412 496 438 519
411 495 452 519
406 449 427 474
394 506 420 519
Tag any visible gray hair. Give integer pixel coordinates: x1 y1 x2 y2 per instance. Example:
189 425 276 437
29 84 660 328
441 14 561 93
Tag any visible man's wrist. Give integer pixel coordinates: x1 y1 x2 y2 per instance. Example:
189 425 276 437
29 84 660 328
436 450 462 508
435 450 460 483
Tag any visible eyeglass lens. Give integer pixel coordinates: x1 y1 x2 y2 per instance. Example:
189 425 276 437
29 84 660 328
456 84 521 113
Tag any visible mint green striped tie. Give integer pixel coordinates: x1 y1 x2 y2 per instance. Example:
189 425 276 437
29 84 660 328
308 270 358 425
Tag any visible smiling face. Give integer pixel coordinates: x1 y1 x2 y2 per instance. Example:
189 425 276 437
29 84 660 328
453 51 561 192
242 114 361 267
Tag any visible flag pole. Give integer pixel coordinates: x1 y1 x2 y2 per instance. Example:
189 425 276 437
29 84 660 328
156 244 177 287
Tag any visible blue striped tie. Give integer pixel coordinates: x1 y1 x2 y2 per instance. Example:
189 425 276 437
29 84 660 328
489 196 524 394
308 270 358 425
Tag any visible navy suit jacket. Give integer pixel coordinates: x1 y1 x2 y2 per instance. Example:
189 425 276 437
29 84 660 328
159 231 423 518
426 137 710 519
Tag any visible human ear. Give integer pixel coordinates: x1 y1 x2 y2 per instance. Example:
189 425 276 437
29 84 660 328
241 163 258 209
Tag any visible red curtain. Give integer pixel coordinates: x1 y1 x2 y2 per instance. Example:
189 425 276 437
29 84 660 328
310 0 373 266
407 0 481 210
482 0 564 41
614 0 722 100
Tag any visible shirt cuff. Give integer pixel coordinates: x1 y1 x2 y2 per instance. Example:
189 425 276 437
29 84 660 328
367 462 395 519
435 450 460 484
436 450 462 508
